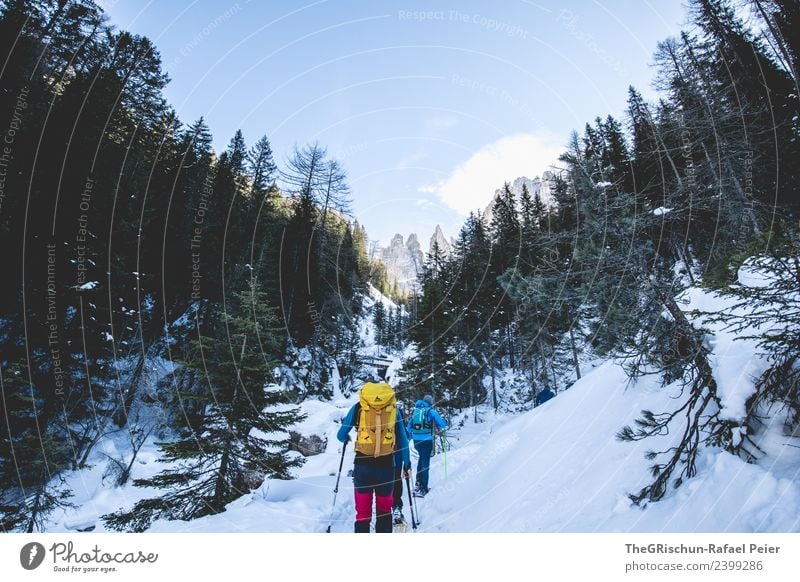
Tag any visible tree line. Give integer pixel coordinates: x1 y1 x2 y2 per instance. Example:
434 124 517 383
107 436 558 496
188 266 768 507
399 0 799 502
0 0 370 531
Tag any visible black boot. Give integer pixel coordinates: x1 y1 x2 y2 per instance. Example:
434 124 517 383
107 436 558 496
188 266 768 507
392 507 405 525
375 512 392 533
354 520 370 533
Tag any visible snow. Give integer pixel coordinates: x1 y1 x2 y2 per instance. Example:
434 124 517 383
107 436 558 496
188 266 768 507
366 282 400 312
678 277 768 423
41 282 800 534
74 280 99 290
54 351 798 533
737 256 783 289
652 206 672 216
415 361 799 532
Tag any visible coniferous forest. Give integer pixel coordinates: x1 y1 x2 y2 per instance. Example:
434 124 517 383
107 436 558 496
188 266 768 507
1 0 799 534
0 0 373 532
399 0 799 505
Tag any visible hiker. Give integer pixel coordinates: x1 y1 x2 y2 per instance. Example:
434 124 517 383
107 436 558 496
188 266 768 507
407 394 447 497
535 386 555 406
337 376 411 533
391 402 411 526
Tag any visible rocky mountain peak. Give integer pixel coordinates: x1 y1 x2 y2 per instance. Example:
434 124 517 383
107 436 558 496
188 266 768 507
484 174 555 221
429 224 451 255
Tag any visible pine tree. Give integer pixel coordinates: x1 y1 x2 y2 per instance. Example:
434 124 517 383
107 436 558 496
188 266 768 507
373 301 386 347
102 279 304 531
708 228 800 439
0 362 74 532
402 242 458 404
280 144 328 344
599 115 631 192
489 184 522 369
248 135 277 196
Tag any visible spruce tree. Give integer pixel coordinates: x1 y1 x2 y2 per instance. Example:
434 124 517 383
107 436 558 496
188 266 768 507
102 279 304 531
373 301 386 348
0 362 74 532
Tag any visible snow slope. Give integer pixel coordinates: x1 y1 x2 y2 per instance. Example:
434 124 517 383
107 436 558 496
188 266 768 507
419 361 800 532
47 361 800 533
132 358 798 533
44 281 800 533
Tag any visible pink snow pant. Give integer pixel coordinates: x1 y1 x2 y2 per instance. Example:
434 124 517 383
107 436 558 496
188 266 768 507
353 462 394 533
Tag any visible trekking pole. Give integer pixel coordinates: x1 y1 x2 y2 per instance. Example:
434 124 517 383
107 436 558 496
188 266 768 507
404 471 418 530
411 472 421 525
440 430 447 480
325 440 348 533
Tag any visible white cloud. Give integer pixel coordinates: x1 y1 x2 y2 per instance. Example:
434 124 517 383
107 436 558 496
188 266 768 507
420 132 563 215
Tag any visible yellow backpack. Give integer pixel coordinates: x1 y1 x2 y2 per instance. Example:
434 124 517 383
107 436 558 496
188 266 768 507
355 382 397 457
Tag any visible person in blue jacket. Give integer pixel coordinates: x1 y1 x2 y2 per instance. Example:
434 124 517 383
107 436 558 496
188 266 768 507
337 382 411 533
407 395 447 496
535 386 555 406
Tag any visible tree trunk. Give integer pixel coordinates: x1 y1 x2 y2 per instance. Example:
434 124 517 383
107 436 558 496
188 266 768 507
538 338 550 389
490 357 498 411
724 157 761 236
26 493 39 533
569 326 581 380
118 426 154 486
113 350 146 427
213 443 231 510
674 242 696 285
506 320 516 369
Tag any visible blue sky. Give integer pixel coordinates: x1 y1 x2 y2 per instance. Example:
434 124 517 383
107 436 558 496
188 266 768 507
101 0 687 247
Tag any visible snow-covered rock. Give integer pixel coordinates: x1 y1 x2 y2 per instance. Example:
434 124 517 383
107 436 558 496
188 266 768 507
484 173 556 221
379 232 424 292
429 224 451 255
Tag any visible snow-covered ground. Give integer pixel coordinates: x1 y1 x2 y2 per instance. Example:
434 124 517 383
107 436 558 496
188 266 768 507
44 279 800 533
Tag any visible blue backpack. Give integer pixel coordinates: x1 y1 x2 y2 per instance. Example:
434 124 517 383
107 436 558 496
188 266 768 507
411 407 432 438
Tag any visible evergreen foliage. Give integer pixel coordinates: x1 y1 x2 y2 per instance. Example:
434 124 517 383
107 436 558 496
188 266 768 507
0 0 367 530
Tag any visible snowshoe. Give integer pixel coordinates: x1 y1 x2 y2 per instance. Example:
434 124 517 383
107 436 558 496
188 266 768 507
393 508 408 533
412 487 428 498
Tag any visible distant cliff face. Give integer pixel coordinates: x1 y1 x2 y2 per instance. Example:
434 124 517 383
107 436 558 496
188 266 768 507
484 174 555 221
378 226 451 293
429 224 451 255
405 233 424 267
380 233 424 293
